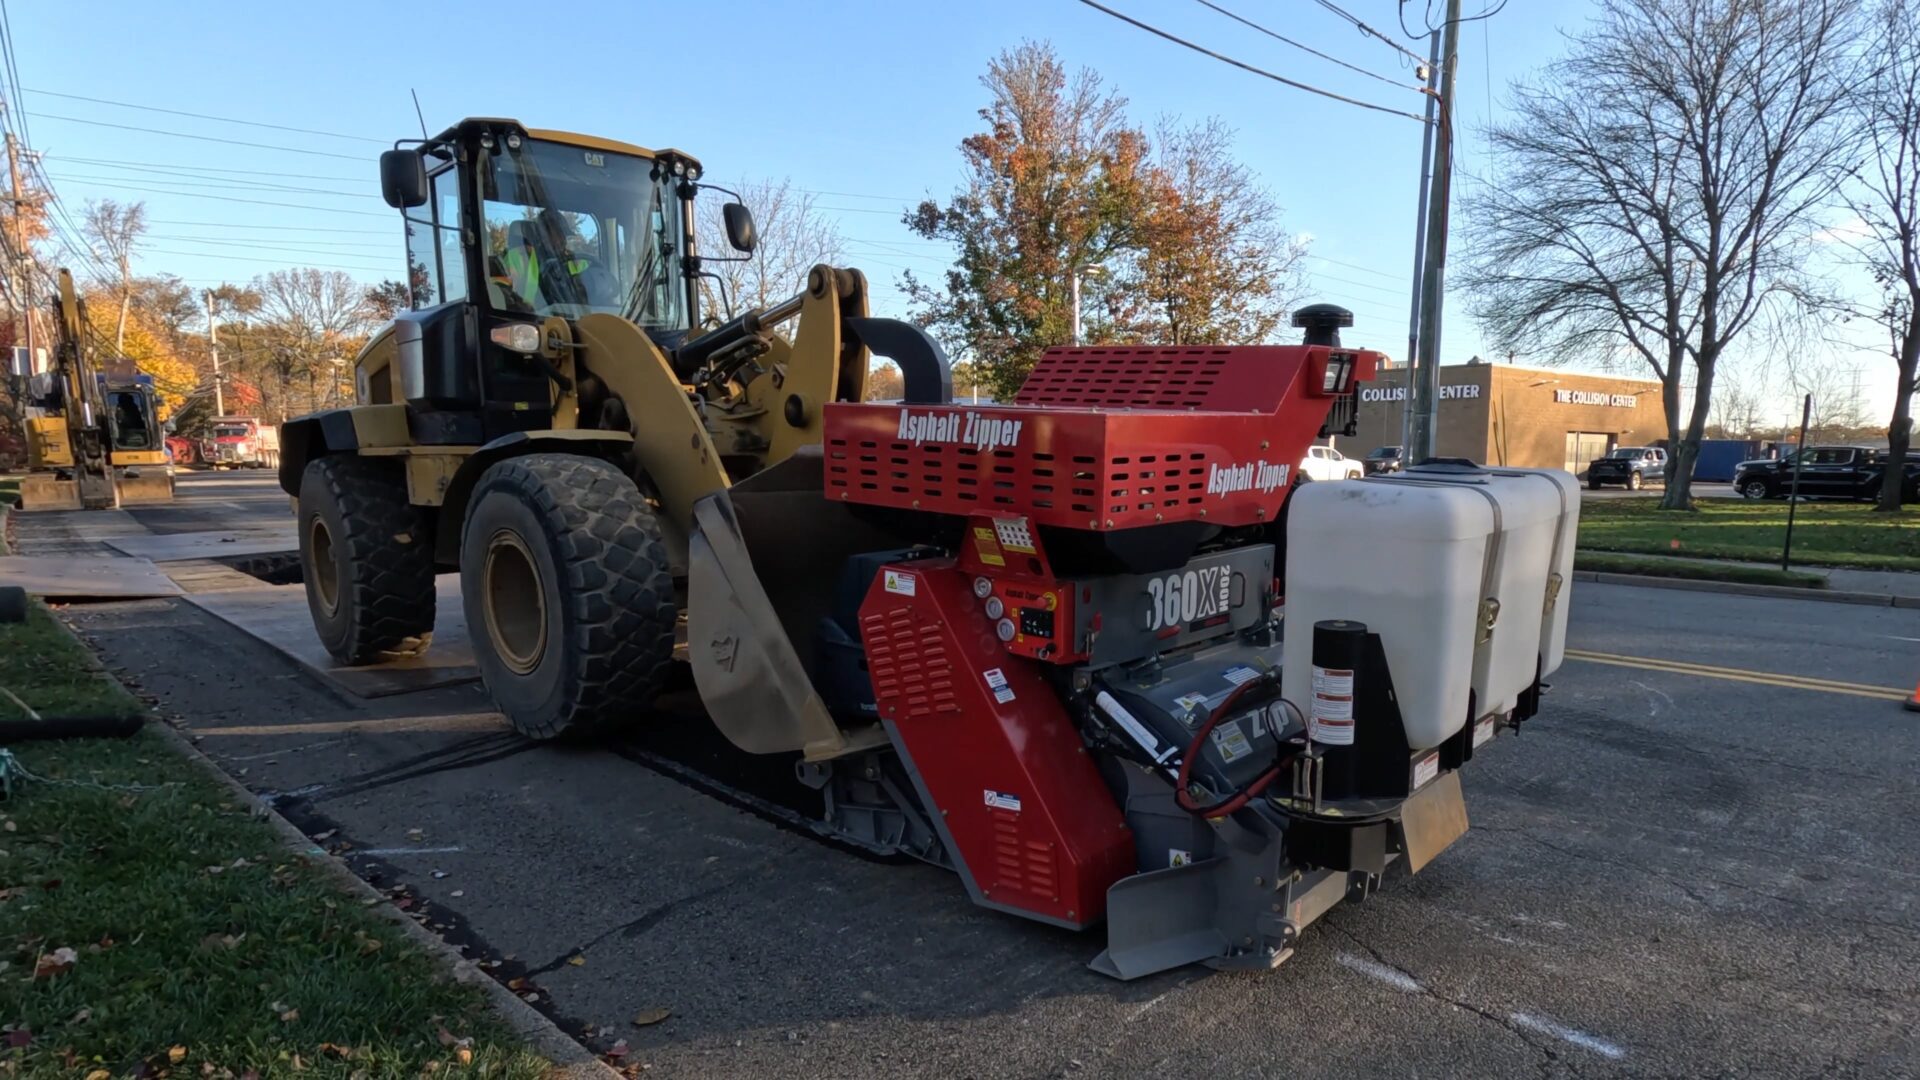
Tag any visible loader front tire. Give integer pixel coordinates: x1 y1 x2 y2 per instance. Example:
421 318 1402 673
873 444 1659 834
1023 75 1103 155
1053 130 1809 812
459 454 677 740
298 455 437 664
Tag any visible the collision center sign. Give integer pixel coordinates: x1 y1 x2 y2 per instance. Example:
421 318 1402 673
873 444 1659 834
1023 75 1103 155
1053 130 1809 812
1358 384 1481 403
1553 389 1638 408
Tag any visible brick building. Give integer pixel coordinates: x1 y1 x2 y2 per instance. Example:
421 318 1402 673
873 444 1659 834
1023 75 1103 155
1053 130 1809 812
1343 361 1667 475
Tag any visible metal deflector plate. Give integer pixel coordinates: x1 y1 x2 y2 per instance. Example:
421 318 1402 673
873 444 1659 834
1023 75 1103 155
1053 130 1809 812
1401 770 1469 873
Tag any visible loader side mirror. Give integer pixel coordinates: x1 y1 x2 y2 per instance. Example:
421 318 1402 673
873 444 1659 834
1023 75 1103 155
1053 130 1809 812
380 149 429 209
723 202 757 253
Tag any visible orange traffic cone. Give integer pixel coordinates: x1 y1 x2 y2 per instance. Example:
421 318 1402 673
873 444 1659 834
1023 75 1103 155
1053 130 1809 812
1908 680 1920 713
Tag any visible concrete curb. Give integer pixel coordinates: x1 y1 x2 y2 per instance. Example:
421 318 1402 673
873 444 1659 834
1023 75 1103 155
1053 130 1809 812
46 611 619 1080
1573 569 1913 608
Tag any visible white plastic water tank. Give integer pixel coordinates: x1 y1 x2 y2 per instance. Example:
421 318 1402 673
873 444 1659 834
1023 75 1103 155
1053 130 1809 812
1281 464 1575 749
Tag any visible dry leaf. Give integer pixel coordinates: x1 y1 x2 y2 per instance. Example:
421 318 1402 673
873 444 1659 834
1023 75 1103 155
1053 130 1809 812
32 947 78 979
357 937 382 955
311 829 337 841
607 1040 631 1059
169 1045 189 1064
506 977 530 991
631 1008 671 1027
454 1046 473 1066
567 954 586 967
85 1070 111 1080
280 1008 300 1023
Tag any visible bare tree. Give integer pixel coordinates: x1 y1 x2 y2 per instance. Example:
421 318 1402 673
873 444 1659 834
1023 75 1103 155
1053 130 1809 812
1707 364 1770 438
1837 0 1920 509
696 178 843 323
251 269 376 418
1462 0 1860 508
82 199 148 354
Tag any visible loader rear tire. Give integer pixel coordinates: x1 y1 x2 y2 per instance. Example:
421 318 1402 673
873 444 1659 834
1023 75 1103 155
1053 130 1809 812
459 453 677 740
298 455 437 664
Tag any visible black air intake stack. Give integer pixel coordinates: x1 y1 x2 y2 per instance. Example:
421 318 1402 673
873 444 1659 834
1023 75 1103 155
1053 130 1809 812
1292 303 1354 348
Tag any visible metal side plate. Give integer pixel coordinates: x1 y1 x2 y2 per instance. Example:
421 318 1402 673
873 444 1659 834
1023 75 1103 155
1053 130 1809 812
1401 770 1469 873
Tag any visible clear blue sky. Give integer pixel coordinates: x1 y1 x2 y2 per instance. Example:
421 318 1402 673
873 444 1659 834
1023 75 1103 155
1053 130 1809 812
10 0 1891 425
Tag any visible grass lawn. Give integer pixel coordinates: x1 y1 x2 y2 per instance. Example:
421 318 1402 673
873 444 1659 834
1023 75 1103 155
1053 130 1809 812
1579 497 1920 572
1574 550 1827 589
0 606 549 1078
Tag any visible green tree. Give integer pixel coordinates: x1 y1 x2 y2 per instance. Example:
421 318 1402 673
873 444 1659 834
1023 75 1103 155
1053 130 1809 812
903 42 1154 399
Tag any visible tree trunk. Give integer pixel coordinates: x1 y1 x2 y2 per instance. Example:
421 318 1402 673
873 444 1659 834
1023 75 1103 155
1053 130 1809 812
1656 359 1687 508
115 255 131 354
1666 355 1718 511
1878 306 1920 513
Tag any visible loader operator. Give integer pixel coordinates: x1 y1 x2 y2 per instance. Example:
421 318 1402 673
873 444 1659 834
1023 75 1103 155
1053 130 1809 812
497 210 602 311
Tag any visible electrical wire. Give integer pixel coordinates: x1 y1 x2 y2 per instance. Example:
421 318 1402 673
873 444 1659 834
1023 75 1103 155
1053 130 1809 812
52 155 368 185
1192 0 1428 94
1312 0 1429 63
32 113 368 160
37 177 391 218
23 87 387 144
46 169 378 201
1072 0 1432 122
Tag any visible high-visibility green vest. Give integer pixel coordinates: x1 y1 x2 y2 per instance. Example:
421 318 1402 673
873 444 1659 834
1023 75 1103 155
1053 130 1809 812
505 247 587 305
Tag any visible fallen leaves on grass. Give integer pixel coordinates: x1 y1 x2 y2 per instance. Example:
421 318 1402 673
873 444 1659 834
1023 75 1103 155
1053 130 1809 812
32 946 77 979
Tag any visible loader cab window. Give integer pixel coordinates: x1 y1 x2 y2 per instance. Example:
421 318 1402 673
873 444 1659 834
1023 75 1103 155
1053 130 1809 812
403 165 468 308
477 137 688 331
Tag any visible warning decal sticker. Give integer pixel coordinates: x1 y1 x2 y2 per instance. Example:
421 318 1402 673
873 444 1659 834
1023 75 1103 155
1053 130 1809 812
1309 664 1355 746
883 569 916 596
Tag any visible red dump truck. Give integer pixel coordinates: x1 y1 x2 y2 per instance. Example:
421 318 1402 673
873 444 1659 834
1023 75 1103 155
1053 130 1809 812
200 416 282 470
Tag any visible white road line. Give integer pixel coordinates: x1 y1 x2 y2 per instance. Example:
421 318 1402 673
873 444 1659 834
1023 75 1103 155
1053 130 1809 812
1335 951 1424 993
354 846 465 856
1510 1012 1626 1059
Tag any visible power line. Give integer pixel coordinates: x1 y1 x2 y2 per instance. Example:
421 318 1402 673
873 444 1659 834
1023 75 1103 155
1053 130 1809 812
140 245 392 273
53 155 367 185
150 219 393 235
1193 0 1427 94
1311 271 1406 296
1072 0 1431 123
41 177 391 217
34 112 368 160
23 87 387 144
148 234 393 253
46 168 378 200
1303 252 1407 281
1314 0 1429 62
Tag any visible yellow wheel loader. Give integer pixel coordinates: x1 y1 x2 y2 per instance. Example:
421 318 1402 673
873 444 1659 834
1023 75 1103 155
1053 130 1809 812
277 118 951 741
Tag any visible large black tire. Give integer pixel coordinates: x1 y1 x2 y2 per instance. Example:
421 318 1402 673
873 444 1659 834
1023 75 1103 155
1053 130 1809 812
298 455 437 664
459 454 677 740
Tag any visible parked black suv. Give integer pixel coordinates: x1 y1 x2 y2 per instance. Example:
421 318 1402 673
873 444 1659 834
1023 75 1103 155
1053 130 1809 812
1586 446 1667 490
1363 446 1405 475
1734 445 1920 502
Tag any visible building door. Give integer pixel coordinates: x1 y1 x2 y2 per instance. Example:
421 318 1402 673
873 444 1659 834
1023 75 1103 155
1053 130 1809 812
1564 432 1612 477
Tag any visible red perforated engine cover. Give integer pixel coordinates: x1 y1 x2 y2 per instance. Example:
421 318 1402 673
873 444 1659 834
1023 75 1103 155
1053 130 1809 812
823 344 1376 531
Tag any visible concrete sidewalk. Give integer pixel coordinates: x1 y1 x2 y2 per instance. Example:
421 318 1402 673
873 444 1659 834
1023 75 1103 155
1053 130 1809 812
1578 551 1920 605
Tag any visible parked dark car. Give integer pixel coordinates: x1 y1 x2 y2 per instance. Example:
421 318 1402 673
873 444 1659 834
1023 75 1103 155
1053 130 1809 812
1586 446 1667 490
1734 445 1920 502
1363 445 1405 475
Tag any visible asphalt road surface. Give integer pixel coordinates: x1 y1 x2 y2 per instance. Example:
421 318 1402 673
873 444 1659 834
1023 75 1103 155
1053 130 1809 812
36 472 1920 1078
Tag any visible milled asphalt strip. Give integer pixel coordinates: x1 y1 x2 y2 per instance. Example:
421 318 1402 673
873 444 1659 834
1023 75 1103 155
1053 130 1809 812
1566 648 1910 702
41 605 617 1079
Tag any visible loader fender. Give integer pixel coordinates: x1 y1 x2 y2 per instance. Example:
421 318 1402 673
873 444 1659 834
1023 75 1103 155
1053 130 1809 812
276 404 411 496
434 429 635 568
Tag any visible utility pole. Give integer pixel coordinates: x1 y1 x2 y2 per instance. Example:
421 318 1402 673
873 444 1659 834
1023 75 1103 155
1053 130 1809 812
205 290 225 415
1404 29 1441 384
1404 0 1462 464
5 128 32 372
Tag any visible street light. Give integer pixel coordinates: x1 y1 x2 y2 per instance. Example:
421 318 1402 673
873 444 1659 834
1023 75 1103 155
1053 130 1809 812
1071 264 1107 347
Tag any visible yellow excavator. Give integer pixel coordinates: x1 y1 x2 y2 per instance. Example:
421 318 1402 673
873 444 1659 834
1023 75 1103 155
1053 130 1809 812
17 270 175 510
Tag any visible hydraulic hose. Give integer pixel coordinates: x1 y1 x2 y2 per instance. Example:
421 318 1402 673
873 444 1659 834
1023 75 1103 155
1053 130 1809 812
1173 673 1297 817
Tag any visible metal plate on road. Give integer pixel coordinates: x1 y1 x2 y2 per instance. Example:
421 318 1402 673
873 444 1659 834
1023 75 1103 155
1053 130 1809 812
1401 769 1469 873
104 529 297 563
0 555 184 599
184 575 478 698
